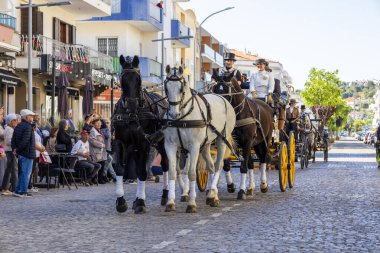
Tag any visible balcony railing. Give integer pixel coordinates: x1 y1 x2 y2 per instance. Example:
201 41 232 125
215 52 223 66
150 2 161 22
171 19 191 47
0 13 16 30
202 44 215 61
19 35 114 73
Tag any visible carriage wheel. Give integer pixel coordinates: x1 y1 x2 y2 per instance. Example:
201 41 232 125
278 142 288 192
196 158 208 192
288 132 296 188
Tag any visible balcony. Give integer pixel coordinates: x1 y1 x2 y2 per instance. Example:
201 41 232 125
139 57 162 86
171 19 191 48
0 13 16 30
201 44 215 63
16 35 115 85
31 0 111 18
88 0 163 32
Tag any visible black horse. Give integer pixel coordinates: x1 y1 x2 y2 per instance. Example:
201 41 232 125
112 55 168 214
212 72 273 200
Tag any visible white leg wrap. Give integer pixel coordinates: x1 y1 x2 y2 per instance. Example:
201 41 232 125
189 181 196 205
168 179 176 201
206 172 214 190
136 179 146 200
225 171 233 185
211 171 220 190
163 171 168 190
240 173 247 190
182 176 189 195
248 169 255 189
260 163 267 184
115 176 124 197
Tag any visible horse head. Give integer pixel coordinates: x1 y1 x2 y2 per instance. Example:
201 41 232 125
164 65 187 119
119 55 141 113
212 68 243 103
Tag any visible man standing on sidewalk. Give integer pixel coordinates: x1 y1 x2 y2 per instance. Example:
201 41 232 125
11 109 36 197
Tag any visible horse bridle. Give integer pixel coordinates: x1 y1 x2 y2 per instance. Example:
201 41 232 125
120 68 143 109
164 74 188 107
214 81 246 115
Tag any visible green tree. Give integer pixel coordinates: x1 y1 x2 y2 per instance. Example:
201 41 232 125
300 68 344 128
353 118 366 132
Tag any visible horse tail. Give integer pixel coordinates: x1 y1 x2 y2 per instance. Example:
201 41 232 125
223 134 237 159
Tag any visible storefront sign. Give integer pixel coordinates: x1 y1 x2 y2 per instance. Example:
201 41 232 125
92 69 114 86
0 70 21 87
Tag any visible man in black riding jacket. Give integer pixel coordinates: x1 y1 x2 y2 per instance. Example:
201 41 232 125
211 53 243 85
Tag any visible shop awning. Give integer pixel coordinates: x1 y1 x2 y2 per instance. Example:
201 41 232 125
0 69 21 87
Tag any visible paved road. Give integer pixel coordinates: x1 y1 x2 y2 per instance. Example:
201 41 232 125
1 137 379 252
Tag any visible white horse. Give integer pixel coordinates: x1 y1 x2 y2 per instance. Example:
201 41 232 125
162 66 236 213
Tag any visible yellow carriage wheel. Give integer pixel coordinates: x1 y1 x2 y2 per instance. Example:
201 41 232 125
278 142 288 192
196 158 208 192
288 131 296 188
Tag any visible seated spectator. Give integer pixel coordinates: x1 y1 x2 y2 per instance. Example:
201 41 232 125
71 130 101 186
46 127 58 154
1 114 18 196
57 119 73 153
88 118 107 184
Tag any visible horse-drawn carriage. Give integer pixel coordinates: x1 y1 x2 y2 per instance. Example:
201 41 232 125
311 118 329 162
113 55 297 214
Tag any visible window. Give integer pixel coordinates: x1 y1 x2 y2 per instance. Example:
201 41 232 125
53 18 76 44
111 0 121 13
98 38 118 57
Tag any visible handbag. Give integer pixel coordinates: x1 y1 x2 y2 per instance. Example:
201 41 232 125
39 151 52 164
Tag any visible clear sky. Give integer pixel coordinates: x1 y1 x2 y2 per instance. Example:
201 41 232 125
179 0 380 89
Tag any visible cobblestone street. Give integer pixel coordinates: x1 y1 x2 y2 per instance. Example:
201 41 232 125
1 138 380 253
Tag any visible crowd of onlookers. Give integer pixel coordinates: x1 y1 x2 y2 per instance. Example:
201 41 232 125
0 108 124 198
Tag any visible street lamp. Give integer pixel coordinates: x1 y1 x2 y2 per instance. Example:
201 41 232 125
16 1 71 110
194 7 234 83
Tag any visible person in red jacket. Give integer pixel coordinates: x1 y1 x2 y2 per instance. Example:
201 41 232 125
156 0 163 9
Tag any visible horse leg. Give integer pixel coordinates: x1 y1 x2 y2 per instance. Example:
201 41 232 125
157 143 169 206
186 146 201 213
237 143 252 200
247 143 255 195
180 152 190 202
164 142 178 212
201 144 215 204
254 145 269 193
114 139 127 213
134 145 149 214
208 138 228 207
223 159 235 193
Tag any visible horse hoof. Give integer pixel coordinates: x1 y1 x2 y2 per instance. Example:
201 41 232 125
186 205 197 213
260 184 268 193
132 198 138 210
227 183 236 193
180 195 190 202
237 189 247 200
165 203 176 212
161 189 169 206
155 176 160 183
206 197 213 205
209 198 220 207
246 188 254 196
134 199 146 214
116 197 128 213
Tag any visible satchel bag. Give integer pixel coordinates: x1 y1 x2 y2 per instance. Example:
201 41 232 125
39 151 52 164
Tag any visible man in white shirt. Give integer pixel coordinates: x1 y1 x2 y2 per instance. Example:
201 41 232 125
71 130 101 185
249 58 275 103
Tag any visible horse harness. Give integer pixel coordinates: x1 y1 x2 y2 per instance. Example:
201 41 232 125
162 73 240 159
215 80 268 147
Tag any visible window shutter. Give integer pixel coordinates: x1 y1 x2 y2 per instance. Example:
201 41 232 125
36 10 43 35
53 17 60 41
20 7 28 35
72 26 76 44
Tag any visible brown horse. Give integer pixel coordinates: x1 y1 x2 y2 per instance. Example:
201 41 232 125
212 72 273 199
